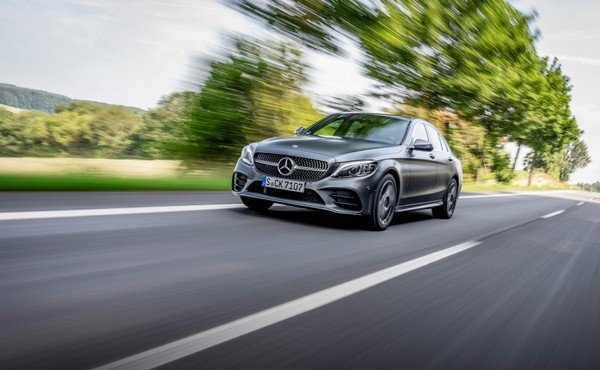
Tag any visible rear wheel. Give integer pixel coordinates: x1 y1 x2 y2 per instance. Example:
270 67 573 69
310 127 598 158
432 178 458 219
241 196 273 212
366 174 397 231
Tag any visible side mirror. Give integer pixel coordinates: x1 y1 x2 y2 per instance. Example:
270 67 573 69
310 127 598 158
411 139 434 151
294 127 305 136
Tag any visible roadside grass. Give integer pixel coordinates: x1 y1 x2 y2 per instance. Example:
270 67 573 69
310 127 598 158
461 170 573 192
0 173 231 191
461 182 571 192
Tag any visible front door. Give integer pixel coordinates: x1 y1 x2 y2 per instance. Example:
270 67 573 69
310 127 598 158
426 125 451 200
403 122 437 205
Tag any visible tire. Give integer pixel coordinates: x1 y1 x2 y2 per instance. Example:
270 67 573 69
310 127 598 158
366 174 398 231
432 178 458 219
241 196 273 212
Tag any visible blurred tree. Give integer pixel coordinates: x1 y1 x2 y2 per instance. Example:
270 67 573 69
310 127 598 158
525 139 590 183
0 107 24 155
490 150 515 184
130 91 196 159
185 38 320 161
278 93 322 134
321 95 366 112
230 0 538 120
1 102 144 158
518 58 580 185
230 0 586 181
578 182 600 193
557 139 590 182
55 101 142 157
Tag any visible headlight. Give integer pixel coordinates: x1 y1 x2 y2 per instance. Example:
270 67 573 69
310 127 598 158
332 161 378 178
240 145 254 165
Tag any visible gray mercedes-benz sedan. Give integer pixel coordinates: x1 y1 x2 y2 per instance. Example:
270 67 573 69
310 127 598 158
232 113 462 230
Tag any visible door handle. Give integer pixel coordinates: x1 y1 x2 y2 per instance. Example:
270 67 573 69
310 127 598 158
429 153 435 159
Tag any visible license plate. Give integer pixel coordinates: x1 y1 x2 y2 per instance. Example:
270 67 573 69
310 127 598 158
262 176 305 193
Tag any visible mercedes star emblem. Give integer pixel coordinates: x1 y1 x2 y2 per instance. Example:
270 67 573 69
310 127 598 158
277 157 296 176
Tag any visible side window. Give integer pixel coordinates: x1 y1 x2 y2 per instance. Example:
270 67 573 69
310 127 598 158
425 125 443 151
411 123 428 143
438 133 449 152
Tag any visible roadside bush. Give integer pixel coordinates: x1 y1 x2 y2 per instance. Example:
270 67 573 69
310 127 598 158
492 151 515 183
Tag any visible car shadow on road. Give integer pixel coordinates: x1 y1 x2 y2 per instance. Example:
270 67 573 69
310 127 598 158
230 206 433 231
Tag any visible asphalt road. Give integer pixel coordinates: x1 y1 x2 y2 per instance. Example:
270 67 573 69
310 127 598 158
1 190 599 369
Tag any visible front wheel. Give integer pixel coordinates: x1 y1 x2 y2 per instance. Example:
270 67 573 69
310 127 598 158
366 174 397 231
241 196 273 212
432 178 458 219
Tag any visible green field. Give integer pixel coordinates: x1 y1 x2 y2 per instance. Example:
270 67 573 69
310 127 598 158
0 174 231 191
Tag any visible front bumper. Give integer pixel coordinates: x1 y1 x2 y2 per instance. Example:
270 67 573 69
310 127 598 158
231 159 381 215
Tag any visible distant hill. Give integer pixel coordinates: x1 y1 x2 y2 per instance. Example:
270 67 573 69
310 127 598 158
0 83 144 114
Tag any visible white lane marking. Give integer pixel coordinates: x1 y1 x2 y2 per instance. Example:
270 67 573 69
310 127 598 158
461 194 519 199
94 240 481 370
541 210 565 219
577 201 585 206
0 204 243 221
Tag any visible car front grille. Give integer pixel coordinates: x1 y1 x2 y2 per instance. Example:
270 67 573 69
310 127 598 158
254 152 329 181
246 181 324 204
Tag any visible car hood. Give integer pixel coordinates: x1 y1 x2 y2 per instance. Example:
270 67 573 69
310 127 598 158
254 136 395 162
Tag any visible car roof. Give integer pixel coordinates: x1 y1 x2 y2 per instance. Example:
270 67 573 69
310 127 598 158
332 112 415 121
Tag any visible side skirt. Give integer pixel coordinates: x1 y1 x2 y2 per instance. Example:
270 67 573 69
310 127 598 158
395 201 443 213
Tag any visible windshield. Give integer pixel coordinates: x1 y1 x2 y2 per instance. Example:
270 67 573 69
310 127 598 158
304 114 410 145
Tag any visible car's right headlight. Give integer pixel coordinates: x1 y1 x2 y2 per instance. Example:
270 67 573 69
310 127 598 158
240 145 254 166
331 161 378 178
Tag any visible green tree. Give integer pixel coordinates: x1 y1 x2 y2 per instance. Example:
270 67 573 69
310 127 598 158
55 101 143 157
231 0 585 181
133 91 196 159
557 139 591 182
518 58 580 184
527 139 590 183
0 107 24 155
321 95 366 112
185 38 318 161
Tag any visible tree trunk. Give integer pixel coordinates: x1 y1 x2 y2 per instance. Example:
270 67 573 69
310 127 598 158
527 150 535 187
481 131 487 169
512 142 522 171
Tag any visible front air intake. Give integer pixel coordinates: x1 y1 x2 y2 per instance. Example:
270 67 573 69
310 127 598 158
328 189 362 212
232 172 247 191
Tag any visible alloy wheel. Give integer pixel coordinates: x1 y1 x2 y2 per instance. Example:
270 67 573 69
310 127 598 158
377 180 397 227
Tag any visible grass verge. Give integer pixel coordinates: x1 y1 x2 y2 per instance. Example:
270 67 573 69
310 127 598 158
0 174 231 191
462 182 570 192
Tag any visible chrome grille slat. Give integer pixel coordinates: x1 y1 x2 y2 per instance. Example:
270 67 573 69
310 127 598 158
254 152 329 181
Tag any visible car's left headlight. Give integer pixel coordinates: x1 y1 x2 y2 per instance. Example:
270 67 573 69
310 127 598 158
332 161 378 178
240 145 254 166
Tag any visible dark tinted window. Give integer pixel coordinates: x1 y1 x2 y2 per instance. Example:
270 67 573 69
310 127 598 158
425 125 443 150
411 123 428 142
306 114 410 145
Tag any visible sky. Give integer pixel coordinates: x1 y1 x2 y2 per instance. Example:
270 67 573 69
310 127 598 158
0 0 597 183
